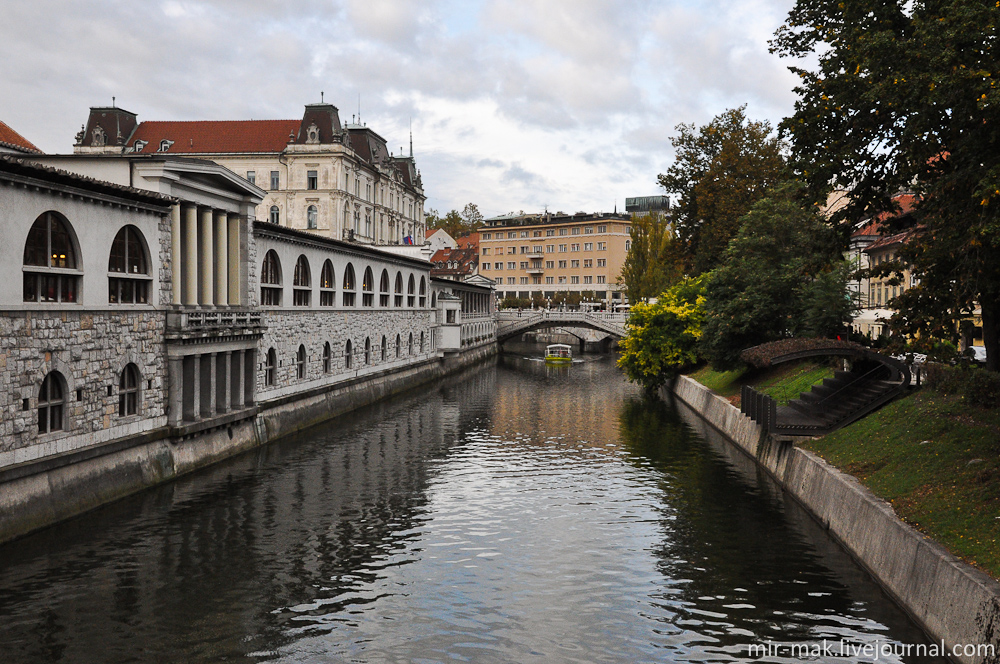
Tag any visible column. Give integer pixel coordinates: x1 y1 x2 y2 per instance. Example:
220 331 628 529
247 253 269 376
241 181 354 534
227 213 241 305
216 351 231 414
199 207 215 306
214 210 228 306
167 357 183 426
243 349 256 406
183 205 198 306
231 350 245 410
170 205 182 305
199 352 216 418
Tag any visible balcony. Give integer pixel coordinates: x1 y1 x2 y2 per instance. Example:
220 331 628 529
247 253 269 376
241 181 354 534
167 308 266 340
526 267 545 275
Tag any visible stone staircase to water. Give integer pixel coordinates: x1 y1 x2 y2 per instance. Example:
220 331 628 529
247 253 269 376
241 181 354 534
783 368 899 433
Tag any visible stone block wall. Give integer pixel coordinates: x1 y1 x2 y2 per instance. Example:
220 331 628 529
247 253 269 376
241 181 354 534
0 309 168 467
256 308 433 400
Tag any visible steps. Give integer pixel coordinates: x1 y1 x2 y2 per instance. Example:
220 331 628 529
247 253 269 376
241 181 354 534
784 369 899 433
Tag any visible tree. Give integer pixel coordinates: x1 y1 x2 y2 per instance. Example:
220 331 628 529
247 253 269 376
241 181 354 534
771 0 1000 370
618 275 708 391
618 212 684 303
658 106 786 274
700 182 853 370
428 203 483 239
460 203 484 230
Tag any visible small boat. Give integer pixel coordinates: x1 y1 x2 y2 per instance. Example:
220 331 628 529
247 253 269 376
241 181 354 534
544 343 573 364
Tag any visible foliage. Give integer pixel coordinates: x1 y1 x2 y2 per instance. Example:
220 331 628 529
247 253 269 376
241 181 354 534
460 203 483 229
618 275 707 390
772 0 1000 370
618 212 684 303
701 182 854 370
428 204 482 238
498 296 531 310
657 106 786 274
923 363 1000 408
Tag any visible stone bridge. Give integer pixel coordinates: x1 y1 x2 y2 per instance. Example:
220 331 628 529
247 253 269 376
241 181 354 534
495 310 628 344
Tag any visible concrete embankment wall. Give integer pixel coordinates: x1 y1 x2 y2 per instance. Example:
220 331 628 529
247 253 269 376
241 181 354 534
0 344 497 545
666 375 1000 664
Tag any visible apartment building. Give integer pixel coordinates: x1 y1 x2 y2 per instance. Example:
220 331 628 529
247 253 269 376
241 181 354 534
478 211 630 305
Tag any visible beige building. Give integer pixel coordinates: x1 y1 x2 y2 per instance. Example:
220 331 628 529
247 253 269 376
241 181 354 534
478 211 631 306
73 102 426 247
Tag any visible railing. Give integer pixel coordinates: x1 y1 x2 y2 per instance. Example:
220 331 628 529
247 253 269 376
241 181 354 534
740 385 777 432
169 309 264 333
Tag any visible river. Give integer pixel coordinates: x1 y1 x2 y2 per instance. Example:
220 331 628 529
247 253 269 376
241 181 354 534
0 343 943 663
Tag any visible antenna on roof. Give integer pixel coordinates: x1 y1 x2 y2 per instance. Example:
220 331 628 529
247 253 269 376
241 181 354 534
358 93 361 124
112 96 116 108
321 91 324 103
409 118 413 158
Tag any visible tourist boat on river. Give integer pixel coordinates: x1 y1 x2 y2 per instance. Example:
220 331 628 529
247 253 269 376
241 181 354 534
544 344 572 364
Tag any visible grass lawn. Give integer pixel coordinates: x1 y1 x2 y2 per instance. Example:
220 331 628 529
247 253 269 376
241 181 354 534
802 390 1000 579
688 361 834 405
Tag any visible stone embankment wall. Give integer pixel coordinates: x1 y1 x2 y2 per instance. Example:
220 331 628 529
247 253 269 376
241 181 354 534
0 343 496 545
666 375 1000 664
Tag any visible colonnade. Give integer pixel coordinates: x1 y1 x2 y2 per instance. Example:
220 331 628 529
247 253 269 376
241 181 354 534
460 291 492 316
170 204 242 307
168 349 256 425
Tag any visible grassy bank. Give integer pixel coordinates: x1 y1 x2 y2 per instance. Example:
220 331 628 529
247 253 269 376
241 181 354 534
685 362 1000 579
802 390 1000 579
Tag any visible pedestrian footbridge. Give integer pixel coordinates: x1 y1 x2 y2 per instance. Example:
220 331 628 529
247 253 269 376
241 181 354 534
495 310 628 344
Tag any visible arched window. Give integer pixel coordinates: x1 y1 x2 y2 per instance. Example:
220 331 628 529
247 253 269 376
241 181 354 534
307 205 318 229
296 344 307 379
119 363 140 416
23 211 80 303
394 273 404 307
269 205 280 224
323 341 331 373
407 274 415 307
379 269 390 307
431 292 437 308
395 333 401 358
345 339 353 369
362 267 374 307
408 332 413 355
265 348 276 386
293 255 311 306
261 251 282 306
419 276 427 307
364 337 371 365
108 225 151 304
342 263 356 306
420 331 425 353
38 371 66 433
320 260 335 306
380 335 387 362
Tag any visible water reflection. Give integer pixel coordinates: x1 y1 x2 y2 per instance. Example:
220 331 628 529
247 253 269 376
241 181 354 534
0 346 942 663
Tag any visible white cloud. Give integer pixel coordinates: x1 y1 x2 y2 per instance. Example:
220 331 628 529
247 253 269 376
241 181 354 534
0 0 800 216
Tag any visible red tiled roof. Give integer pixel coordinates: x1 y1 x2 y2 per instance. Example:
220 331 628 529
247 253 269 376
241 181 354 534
456 234 479 249
864 227 921 253
127 119 301 154
0 120 42 153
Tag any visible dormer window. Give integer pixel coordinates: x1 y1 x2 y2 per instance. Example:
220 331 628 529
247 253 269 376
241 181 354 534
91 125 106 147
157 139 174 152
133 140 147 152
306 123 320 144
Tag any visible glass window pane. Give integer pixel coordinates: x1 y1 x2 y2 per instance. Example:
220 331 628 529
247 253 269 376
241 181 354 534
23 218 48 266
49 217 75 269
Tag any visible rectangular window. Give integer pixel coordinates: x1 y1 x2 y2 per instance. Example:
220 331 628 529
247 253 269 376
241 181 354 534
509 246 517 254
584 242 593 251
571 227 581 235
520 277 529 284
546 245 554 253
583 276 593 284
597 259 606 267
507 277 516 285
532 245 543 253
559 228 568 236
520 261 529 269
307 170 318 190
520 231 529 237
521 246 529 253
546 229 555 236
495 262 503 269
508 231 516 238
597 275 606 284
481 263 490 270
483 232 492 239
558 276 567 284
270 171 279 189
571 244 580 252
584 259 593 268
532 276 541 284
545 261 554 268
559 244 567 252
558 260 567 268
597 242 607 251
598 225 607 233
482 247 490 255
571 276 580 284
584 227 594 234
545 277 554 284
247 171 255 184
533 230 542 237
507 262 516 270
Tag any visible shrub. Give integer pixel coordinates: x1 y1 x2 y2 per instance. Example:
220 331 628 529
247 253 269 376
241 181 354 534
924 362 1000 408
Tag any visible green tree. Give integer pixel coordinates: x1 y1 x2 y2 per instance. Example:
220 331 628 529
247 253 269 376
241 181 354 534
658 106 786 274
700 182 853 370
771 0 1000 370
618 212 684 303
618 275 708 391
461 203 484 231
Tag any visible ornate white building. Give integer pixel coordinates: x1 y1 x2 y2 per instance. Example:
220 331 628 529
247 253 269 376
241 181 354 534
73 102 426 246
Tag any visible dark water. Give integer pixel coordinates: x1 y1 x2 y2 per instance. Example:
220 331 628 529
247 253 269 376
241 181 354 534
0 344 943 663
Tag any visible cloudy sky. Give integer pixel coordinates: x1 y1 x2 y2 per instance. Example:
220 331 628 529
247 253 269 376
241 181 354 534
1 0 800 217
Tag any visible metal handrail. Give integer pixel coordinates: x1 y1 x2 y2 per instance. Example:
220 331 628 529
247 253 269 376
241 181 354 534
811 364 889 409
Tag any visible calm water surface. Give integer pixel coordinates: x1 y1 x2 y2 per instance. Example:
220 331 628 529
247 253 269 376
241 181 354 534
0 344 942 663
